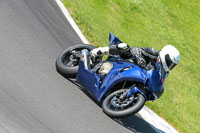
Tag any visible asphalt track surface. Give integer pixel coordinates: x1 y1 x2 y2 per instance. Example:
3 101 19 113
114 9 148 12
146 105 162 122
0 0 158 133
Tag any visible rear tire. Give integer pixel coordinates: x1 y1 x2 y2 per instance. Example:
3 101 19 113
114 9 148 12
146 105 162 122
56 44 95 78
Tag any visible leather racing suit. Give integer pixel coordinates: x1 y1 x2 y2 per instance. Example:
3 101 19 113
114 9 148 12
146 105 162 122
108 43 160 70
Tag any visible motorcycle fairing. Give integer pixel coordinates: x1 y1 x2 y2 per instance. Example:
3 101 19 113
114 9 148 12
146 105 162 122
76 61 102 99
97 61 149 101
109 32 122 46
146 64 165 99
77 59 148 101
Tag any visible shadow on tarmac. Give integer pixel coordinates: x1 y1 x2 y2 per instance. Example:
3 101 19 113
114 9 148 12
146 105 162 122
67 78 165 133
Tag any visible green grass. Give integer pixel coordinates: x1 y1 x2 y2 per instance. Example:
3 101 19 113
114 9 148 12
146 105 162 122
61 0 200 132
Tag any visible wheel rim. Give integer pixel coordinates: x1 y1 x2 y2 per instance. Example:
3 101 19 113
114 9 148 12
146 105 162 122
63 53 77 67
62 49 82 67
109 90 138 111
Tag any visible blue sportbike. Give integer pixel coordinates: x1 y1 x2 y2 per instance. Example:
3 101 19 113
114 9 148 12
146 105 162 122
56 33 166 118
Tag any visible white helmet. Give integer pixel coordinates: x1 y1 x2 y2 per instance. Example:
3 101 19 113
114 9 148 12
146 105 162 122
159 45 180 72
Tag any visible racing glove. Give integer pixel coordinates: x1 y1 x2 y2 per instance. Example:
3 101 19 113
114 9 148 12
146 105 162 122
90 46 109 58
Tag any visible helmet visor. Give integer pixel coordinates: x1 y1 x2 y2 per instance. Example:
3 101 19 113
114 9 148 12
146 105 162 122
165 54 177 70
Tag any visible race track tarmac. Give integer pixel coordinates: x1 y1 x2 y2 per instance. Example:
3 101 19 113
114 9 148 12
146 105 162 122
0 0 157 132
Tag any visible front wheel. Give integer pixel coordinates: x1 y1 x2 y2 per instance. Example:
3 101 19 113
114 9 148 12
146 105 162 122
102 89 145 118
56 44 95 78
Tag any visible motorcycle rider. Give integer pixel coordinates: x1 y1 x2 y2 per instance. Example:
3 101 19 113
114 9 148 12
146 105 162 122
90 43 180 74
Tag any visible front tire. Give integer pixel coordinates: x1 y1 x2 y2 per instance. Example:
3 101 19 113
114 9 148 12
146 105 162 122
56 44 95 78
102 89 145 118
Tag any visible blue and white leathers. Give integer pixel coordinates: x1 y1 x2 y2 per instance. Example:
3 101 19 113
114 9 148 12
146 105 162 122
76 33 167 102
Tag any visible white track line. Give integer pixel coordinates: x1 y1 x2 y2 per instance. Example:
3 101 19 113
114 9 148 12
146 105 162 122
55 0 89 44
55 0 178 132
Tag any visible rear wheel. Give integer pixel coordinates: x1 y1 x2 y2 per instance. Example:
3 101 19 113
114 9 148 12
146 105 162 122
102 89 145 118
56 44 95 78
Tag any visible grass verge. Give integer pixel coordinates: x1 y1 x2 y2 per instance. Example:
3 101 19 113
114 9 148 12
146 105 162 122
61 0 200 132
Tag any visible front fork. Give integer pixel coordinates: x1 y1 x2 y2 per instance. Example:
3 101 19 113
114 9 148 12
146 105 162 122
126 85 147 99
80 49 91 69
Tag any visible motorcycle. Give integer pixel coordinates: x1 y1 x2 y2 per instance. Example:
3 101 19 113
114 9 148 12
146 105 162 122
56 33 165 118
